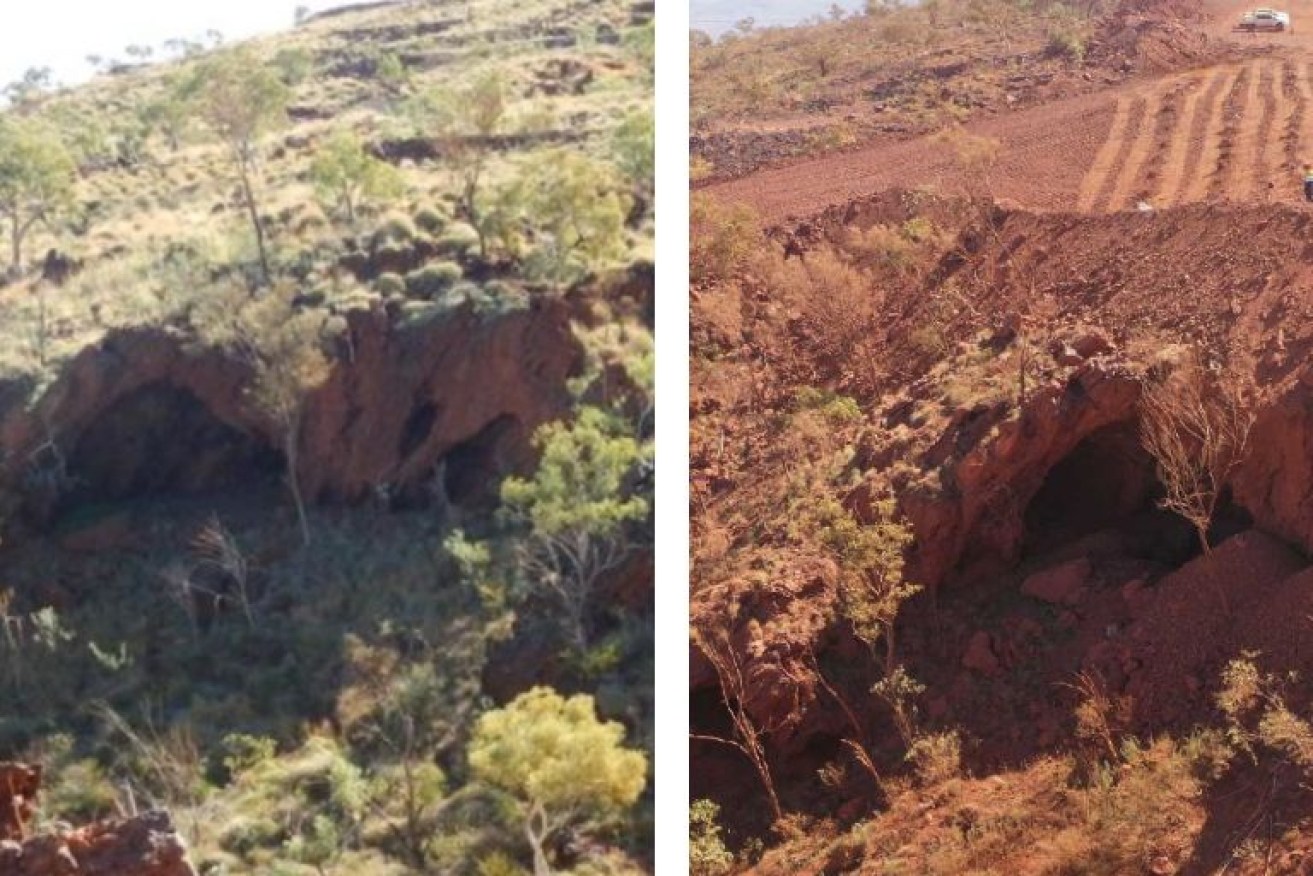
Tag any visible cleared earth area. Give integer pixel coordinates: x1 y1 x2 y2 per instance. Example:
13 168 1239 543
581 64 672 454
706 0 1313 217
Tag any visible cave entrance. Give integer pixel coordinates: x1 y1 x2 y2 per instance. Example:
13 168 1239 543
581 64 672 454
443 415 522 508
65 383 282 506
1023 421 1169 557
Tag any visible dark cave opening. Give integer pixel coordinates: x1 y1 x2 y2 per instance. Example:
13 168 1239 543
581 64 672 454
1023 421 1165 556
443 415 521 507
690 684 773 837
63 383 282 507
399 401 441 462
1021 420 1255 566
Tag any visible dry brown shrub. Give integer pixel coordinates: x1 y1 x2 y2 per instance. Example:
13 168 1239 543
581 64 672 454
1066 670 1132 765
692 194 760 284
751 245 885 393
1139 353 1255 556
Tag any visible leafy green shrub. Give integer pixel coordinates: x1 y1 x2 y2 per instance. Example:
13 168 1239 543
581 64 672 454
480 280 528 312
218 736 367 859
413 204 448 235
405 262 463 298
220 733 278 782
311 130 405 224
690 799 734 876
691 194 758 283
522 149 629 283
907 730 963 785
478 851 527 876
1046 26 1085 61
501 407 651 651
376 50 410 94
44 758 119 823
273 47 314 86
793 386 862 422
469 688 647 873
435 221 480 257
376 272 406 297
373 212 417 247
613 108 654 205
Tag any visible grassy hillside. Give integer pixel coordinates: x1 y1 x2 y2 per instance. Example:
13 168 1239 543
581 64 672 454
0 1 655 874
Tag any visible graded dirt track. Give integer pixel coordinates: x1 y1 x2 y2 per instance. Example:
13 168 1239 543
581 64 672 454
706 0 1313 221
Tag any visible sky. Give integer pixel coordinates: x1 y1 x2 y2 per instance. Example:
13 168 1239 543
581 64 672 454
690 0 866 37
0 0 346 90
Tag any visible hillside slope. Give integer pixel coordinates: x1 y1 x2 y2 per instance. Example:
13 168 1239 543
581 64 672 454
0 1 655 874
691 0 1313 872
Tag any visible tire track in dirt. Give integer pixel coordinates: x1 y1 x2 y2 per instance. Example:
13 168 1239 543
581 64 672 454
1280 61 1302 187
1087 96 1150 212
1294 60 1313 169
1180 65 1240 204
1130 78 1187 208
1157 68 1227 207
1104 89 1163 211
1077 95 1136 212
1253 62 1283 201
1210 61 1260 200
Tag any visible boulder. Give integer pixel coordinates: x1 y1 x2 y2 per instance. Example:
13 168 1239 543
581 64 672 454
962 630 1001 676
1022 558 1093 606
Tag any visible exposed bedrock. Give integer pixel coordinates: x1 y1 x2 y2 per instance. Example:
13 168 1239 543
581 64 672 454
0 297 582 525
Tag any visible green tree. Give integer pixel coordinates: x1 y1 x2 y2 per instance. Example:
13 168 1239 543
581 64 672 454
3 67 54 110
245 306 331 547
199 286 332 546
309 130 404 224
625 22 655 81
500 406 649 652
799 494 918 672
141 70 204 152
468 687 647 876
613 108 654 217
376 51 410 96
0 118 76 277
273 47 314 87
526 150 629 283
414 71 507 256
195 48 290 284
471 174 530 263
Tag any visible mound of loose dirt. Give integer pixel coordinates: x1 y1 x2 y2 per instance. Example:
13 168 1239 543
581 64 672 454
1092 0 1214 73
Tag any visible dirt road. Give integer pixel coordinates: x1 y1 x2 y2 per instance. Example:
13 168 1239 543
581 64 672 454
707 1 1313 220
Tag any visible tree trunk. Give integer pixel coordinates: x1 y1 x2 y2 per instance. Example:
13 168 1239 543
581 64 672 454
9 214 20 277
238 159 271 286
524 809 552 876
285 424 311 547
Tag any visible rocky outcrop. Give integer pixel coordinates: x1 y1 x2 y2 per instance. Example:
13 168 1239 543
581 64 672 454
0 765 193 876
0 811 195 876
0 764 39 841
888 359 1144 590
690 555 844 756
0 296 582 524
1232 376 1313 554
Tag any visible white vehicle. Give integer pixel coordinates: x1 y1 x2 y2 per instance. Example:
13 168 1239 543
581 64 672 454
1239 8 1291 31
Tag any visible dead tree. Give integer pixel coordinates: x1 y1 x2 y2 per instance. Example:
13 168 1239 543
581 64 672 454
1139 354 1255 557
691 625 784 824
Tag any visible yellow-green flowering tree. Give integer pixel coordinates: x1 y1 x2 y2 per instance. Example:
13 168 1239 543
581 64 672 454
468 687 647 875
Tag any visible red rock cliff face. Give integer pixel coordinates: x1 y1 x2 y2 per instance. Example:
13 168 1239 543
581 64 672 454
0 297 581 515
894 360 1144 590
1232 376 1313 554
0 811 195 876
